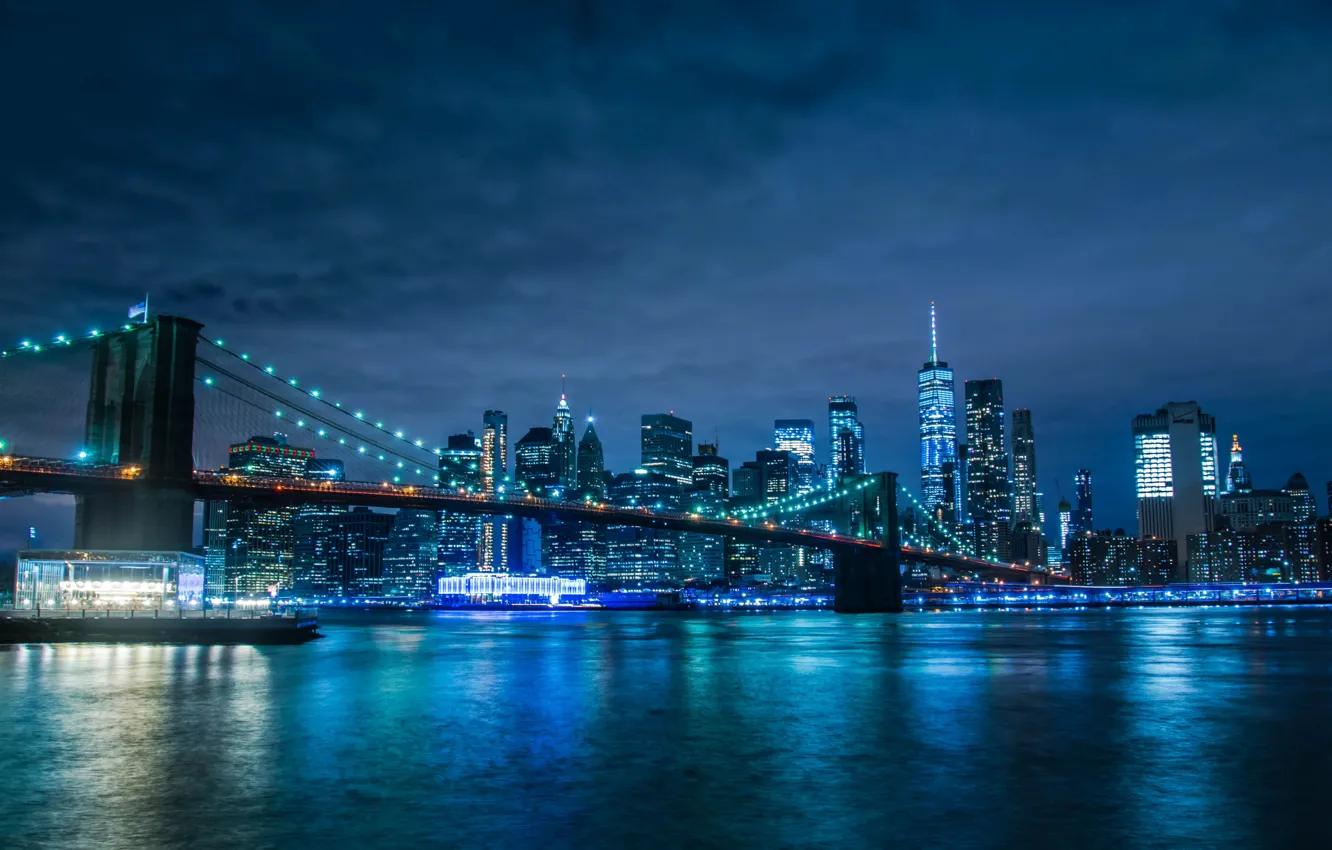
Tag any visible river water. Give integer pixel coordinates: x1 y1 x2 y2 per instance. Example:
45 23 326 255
3 608 1332 849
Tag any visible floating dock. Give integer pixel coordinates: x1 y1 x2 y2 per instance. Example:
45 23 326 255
0 608 320 645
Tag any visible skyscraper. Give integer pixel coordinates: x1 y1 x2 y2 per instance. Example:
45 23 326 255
438 432 483 576
1226 434 1253 493
732 462 761 502
576 415 606 500
1285 473 1315 522
481 411 509 572
439 432 483 492
202 500 229 599
514 427 558 495
641 413 693 488
552 387 576 489
382 509 439 599
1072 469 1093 535
1057 498 1072 554
1011 409 1038 527
756 449 796 506
1133 401 1219 570
773 419 816 495
293 460 347 597
224 434 313 593
606 469 682 584
954 441 969 531
292 506 347 597
965 379 1011 562
938 460 959 529
692 441 729 495
481 410 508 496
338 507 395 596
827 395 864 486
918 303 957 518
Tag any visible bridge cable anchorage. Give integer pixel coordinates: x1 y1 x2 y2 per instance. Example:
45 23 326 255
199 340 442 456
193 362 437 482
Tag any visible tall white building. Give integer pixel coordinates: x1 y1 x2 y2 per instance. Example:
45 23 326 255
1133 401 1219 572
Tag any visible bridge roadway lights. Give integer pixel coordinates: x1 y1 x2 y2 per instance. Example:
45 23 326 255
832 547 904 614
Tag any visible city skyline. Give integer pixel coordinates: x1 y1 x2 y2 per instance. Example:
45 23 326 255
2 2 1330 543
0 306 1328 551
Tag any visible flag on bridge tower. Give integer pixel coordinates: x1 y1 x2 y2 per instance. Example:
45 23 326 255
128 294 149 323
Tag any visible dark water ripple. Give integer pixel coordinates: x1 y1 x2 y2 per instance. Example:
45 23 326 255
3 608 1332 849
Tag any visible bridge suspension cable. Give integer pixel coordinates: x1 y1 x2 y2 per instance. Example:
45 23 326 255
197 339 443 457
193 358 439 483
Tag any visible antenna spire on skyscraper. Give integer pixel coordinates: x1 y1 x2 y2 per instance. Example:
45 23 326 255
930 301 938 363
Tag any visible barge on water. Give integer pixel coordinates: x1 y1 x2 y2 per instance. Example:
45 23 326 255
0 607 321 645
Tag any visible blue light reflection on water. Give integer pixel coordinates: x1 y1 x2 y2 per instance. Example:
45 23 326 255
2 608 1332 849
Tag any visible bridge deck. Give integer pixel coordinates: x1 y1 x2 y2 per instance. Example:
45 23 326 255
0 455 1054 582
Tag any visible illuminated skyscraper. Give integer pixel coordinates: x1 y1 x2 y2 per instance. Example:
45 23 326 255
1133 401 1219 570
224 434 312 593
514 427 558 495
692 441 729 495
965 379 1011 562
437 432 483 576
203 500 229 599
954 441 969 529
552 386 576 489
1072 469 1093 535
641 413 693 488
481 411 509 571
918 303 957 517
774 419 816 495
481 410 508 496
1226 434 1253 494
382 509 439 599
1057 498 1072 552
577 415 606 500
606 469 682 584
293 460 347 597
827 395 864 486
756 449 795 505
1286 473 1316 522
439 432 482 492
1011 409 1038 526
339 507 395 596
732 462 761 502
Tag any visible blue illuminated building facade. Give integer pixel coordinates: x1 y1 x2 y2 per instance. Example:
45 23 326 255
918 303 957 520
827 395 864 487
773 419 816 495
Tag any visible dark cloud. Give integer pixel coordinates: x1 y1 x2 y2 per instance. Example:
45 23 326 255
1 0 1331 545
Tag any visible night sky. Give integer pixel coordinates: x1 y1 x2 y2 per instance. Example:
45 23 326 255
2 1 1330 546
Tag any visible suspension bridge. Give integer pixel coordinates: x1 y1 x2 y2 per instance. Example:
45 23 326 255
0 315 1055 613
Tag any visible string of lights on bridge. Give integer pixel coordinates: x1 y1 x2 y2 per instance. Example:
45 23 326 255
1 324 139 359
193 371 440 486
199 338 446 464
728 472 975 557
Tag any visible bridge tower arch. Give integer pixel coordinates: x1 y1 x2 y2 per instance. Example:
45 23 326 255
73 315 202 551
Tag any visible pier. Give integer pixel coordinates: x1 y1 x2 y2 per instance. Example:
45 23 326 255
0 607 320 644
